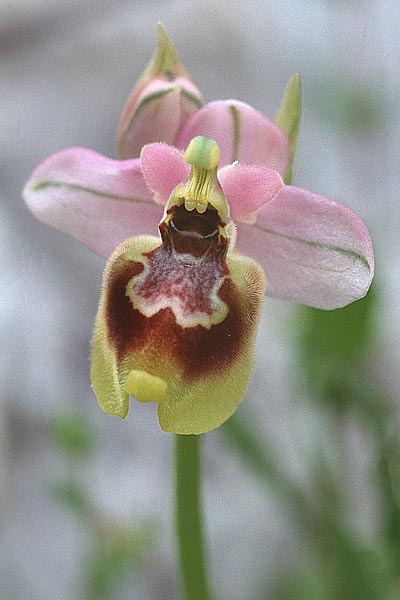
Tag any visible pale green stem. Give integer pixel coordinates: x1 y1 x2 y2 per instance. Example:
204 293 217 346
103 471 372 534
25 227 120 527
175 434 214 600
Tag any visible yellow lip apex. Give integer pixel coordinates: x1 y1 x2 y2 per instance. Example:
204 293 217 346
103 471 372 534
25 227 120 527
126 369 167 403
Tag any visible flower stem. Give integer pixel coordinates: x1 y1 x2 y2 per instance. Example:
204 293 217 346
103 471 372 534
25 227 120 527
175 434 214 600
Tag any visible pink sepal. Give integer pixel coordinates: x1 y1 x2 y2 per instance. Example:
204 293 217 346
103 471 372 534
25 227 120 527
236 186 374 309
23 147 163 257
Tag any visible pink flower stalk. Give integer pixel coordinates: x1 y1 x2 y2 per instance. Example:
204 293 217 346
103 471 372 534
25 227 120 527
23 25 374 434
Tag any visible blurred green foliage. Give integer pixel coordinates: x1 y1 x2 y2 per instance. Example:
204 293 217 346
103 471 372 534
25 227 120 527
50 411 94 458
299 284 375 370
50 479 92 518
48 410 155 600
223 278 400 599
312 79 384 134
85 524 155 600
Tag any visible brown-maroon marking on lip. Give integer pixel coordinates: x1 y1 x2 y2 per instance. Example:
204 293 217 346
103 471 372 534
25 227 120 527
104 205 257 381
105 260 144 350
135 243 228 319
160 204 223 258
106 256 246 380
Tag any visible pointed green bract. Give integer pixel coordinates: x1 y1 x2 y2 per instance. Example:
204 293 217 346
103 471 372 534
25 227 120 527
275 74 301 184
148 22 190 79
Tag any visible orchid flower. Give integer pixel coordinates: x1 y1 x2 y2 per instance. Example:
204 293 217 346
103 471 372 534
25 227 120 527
23 26 374 435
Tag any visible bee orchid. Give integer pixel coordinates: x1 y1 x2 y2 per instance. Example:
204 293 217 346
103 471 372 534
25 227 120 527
23 27 373 434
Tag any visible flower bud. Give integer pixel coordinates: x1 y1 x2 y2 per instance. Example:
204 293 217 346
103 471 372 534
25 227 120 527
117 23 203 159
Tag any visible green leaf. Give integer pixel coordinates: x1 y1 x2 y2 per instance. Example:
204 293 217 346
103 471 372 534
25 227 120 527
313 79 384 133
379 441 400 552
274 539 391 600
296 284 376 400
275 74 302 184
50 479 92 517
322 532 391 600
275 565 329 600
50 411 94 458
85 524 155 599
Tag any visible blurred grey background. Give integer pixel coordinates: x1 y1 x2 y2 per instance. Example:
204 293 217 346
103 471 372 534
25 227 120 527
1 1 399 599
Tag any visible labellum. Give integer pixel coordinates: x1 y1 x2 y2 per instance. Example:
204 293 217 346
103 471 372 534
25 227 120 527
91 137 266 434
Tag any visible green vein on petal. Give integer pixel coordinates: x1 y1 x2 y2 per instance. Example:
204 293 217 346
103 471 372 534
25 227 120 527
180 88 203 109
31 180 151 204
122 87 176 143
253 222 371 272
121 87 203 148
229 104 241 163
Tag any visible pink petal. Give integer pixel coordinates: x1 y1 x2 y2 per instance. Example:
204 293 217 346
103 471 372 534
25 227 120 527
23 147 163 258
218 164 283 222
175 100 290 174
236 186 374 309
118 77 203 159
140 143 190 205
